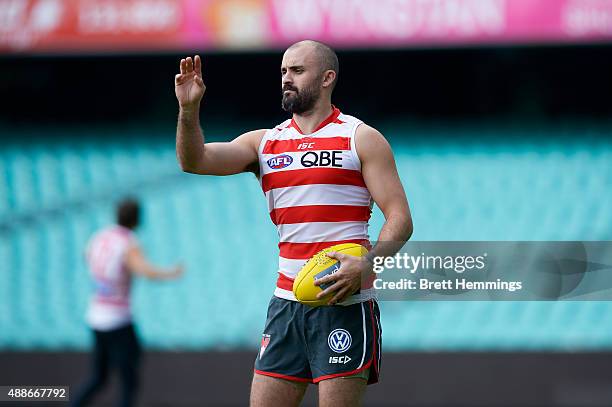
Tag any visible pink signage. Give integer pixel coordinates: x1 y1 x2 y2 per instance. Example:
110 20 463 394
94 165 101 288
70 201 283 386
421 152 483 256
264 0 612 47
1 0 611 53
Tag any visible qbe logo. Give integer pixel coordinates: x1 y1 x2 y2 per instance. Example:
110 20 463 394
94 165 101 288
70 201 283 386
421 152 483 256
301 151 342 167
328 329 352 353
267 154 293 169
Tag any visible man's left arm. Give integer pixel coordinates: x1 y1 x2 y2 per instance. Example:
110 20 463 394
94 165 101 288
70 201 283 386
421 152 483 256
315 124 413 304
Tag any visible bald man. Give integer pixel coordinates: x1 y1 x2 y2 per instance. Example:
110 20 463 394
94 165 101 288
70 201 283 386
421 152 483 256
175 40 413 407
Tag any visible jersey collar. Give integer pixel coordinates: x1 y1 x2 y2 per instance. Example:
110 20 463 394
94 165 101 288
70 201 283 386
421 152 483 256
288 105 342 135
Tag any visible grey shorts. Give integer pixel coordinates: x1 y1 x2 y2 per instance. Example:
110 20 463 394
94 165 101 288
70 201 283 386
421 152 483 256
254 296 381 384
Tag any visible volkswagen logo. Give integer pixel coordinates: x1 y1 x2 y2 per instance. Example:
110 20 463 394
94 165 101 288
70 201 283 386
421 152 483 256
328 329 352 353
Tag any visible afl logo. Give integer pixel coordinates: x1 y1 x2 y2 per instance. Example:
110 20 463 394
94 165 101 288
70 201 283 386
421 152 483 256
328 329 352 353
267 154 293 169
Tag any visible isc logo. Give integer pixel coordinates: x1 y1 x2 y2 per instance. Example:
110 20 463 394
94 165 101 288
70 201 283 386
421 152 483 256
301 151 342 168
297 142 315 150
267 154 293 169
329 356 352 364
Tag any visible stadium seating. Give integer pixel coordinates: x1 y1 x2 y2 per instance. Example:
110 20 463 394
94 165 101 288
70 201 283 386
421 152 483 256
1 123 611 350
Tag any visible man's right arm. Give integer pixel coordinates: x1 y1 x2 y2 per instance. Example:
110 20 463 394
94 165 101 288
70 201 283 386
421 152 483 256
175 55 263 176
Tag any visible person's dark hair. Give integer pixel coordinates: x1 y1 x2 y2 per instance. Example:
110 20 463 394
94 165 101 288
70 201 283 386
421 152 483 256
117 198 140 229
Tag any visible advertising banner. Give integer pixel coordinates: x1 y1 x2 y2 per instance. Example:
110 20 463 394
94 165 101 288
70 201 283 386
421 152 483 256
1 0 611 53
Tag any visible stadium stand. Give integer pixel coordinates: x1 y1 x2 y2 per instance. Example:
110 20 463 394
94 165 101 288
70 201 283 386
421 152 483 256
1 123 611 351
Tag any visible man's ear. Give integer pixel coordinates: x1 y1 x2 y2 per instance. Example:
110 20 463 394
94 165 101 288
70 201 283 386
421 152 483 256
322 70 337 88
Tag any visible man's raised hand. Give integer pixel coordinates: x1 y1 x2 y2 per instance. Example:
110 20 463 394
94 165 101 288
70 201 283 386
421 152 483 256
175 55 205 109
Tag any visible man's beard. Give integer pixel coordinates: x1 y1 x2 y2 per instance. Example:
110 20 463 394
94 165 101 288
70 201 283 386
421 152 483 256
281 83 320 114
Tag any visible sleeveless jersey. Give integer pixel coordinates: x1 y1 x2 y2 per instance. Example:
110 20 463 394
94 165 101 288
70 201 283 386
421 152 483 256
258 106 376 305
85 225 135 331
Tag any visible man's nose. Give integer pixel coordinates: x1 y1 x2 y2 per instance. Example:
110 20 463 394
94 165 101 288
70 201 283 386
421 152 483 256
282 73 293 86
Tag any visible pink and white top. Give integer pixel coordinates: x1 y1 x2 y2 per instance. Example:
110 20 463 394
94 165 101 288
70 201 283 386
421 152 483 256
258 106 376 305
85 225 136 331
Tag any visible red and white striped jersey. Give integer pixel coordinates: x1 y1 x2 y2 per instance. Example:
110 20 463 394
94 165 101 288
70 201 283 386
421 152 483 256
85 225 135 331
258 106 376 305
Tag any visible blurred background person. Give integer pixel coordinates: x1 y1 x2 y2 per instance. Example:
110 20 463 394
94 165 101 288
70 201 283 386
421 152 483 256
71 198 183 407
